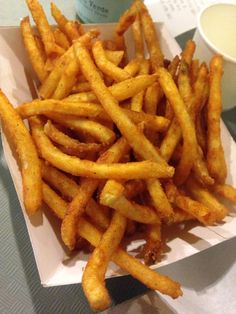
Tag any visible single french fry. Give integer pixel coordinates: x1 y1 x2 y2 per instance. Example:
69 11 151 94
186 177 228 221
115 1 137 36
131 59 150 111
45 112 115 145
157 67 198 185
92 41 131 82
136 1 164 70
105 50 124 66
100 180 161 224
82 211 127 311
65 74 158 102
190 59 199 85
207 55 227 183
213 184 236 203
142 223 162 265
26 0 64 57
123 58 141 76
44 120 102 153
0 91 42 215
132 10 144 59
34 34 47 62
64 21 81 41
50 2 68 34
181 40 196 66
53 28 70 50
20 17 48 82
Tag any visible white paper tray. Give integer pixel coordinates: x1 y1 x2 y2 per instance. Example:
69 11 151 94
0 23 235 287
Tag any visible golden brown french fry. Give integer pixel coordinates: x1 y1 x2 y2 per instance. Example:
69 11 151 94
207 55 227 183
45 112 116 145
50 2 68 34
136 0 164 70
181 40 196 66
20 17 48 82
85 199 110 230
44 120 102 153
115 1 137 36
100 180 161 224
190 59 199 85
78 217 182 299
64 21 81 41
186 177 228 221
142 223 162 265
0 91 42 215
105 50 124 66
34 34 47 62
132 10 145 59
26 0 64 57
123 58 141 76
157 67 198 185
53 28 70 50
212 184 236 203
131 59 150 111
82 211 127 311
92 41 131 82
65 74 158 102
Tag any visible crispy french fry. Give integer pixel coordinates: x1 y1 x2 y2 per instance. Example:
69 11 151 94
142 223 162 265
190 59 199 85
115 1 137 36
181 40 196 66
34 34 46 62
45 113 116 145
53 28 70 50
207 55 227 183
20 17 48 82
65 74 158 102
44 120 102 153
92 41 131 82
82 211 127 311
105 50 124 66
0 91 42 215
132 9 144 59
50 2 68 34
186 177 228 221
213 184 236 203
123 58 141 76
26 0 64 57
100 180 161 224
136 0 164 70
64 21 81 41
131 59 150 111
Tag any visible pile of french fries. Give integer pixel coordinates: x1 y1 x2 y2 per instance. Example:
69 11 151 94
0 0 236 311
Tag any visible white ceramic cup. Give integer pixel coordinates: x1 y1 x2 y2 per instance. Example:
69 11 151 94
193 2 236 110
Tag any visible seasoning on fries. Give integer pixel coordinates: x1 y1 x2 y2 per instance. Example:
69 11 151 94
0 0 236 312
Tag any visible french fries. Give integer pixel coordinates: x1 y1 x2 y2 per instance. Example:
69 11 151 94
1 0 235 312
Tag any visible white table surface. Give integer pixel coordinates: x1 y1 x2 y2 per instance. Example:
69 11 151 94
0 1 236 314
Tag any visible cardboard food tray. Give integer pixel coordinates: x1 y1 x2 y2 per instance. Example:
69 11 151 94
0 23 235 287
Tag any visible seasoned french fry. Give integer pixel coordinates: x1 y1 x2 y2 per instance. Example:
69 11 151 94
115 1 137 36
105 50 124 66
44 120 102 153
50 2 68 34
0 91 42 215
123 58 141 76
132 9 144 59
92 41 131 82
65 74 158 102
26 0 64 57
213 184 236 203
53 28 70 50
100 180 161 224
82 211 127 311
181 40 196 66
20 17 48 82
207 55 227 183
190 59 199 85
45 112 116 145
142 223 162 265
34 34 46 62
136 0 164 70
186 177 228 221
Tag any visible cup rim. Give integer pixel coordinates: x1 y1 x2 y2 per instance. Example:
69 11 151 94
197 2 236 64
